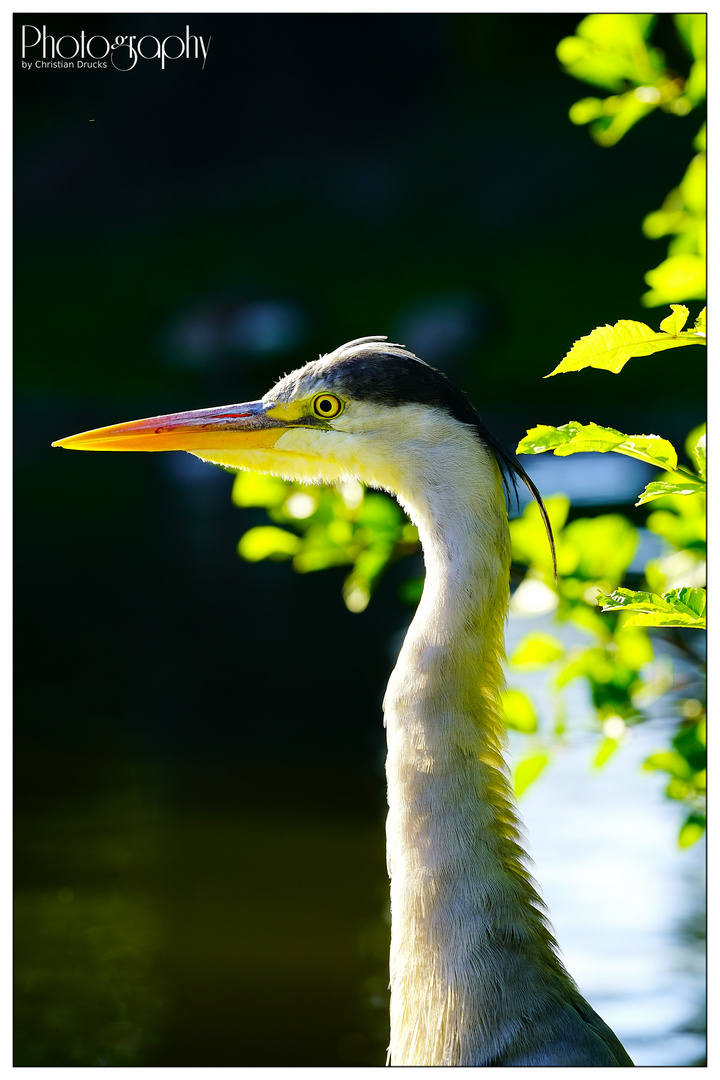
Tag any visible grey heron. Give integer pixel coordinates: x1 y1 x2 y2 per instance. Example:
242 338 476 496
53 336 633 1066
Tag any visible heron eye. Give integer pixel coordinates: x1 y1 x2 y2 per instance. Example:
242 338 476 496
312 393 343 419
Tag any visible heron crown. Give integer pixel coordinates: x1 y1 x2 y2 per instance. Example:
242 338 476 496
267 337 556 576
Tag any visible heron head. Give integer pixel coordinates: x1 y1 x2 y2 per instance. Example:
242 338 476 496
53 337 479 483
53 336 555 571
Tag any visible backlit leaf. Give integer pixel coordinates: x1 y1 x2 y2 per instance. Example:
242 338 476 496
232 471 290 509
685 424 706 479
559 513 638 584
238 526 301 562
593 737 619 768
643 749 692 779
678 816 705 848
636 476 706 505
598 586 706 629
518 422 678 471
547 306 705 376
642 253 706 307
510 633 565 667
501 689 538 734
679 154 706 217
513 753 549 797
509 495 569 578
674 14 706 62
659 305 689 335
557 14 659 92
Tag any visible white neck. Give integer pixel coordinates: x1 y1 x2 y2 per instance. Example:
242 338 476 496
383 428 571 1066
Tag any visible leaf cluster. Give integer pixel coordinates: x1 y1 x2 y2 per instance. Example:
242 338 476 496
508 300 706 836
558 14 706 309
557 14 705 146
505 459 705 839
509 312 705 838
232 472 419 613
506 14 706 841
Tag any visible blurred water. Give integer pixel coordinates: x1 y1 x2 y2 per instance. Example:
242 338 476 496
517 450 655 508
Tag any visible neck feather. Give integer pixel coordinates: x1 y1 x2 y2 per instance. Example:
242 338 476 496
383 429 571 1066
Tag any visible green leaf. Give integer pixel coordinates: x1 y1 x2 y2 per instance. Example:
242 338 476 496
547 306 706 376
398 576 424 607
232 471 291 509
659 305 689 335
685 424 706 479
599 586 706 629
238 526 301 562
510 633 565 667
642 253 706 307
358 492 402 530
615 626 653 670
678 815 705 848
501 689 538 734
568 97 606 124
673 721 706 772
341 542 396 612
518 421 678 471
636 476 706 505
679 154 707 217
557 14 659 92
559 513 638 584
643 749 692 780
509 494 569 577
593 736 619 768
513 753 549 797
643 158 705 248
674 14 706 62
646 512 705 562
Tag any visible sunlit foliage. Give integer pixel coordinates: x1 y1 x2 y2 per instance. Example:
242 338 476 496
557 14 705 144
506 14 706 841
232 472 419 614
558 13 706 308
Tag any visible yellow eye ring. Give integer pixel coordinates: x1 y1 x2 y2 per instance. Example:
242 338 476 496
312 393 344 420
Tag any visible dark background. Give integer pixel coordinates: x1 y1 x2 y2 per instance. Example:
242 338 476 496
14 13 705 1066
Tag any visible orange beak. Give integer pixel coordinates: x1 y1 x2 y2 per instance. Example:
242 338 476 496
52 401 287 453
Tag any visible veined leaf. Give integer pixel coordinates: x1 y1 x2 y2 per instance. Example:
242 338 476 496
636 476 706 505
659 306 689 335
598 586 706 629
517 422 678 471
547 305 706 376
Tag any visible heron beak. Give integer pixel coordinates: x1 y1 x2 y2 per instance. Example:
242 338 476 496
52 400 288 453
